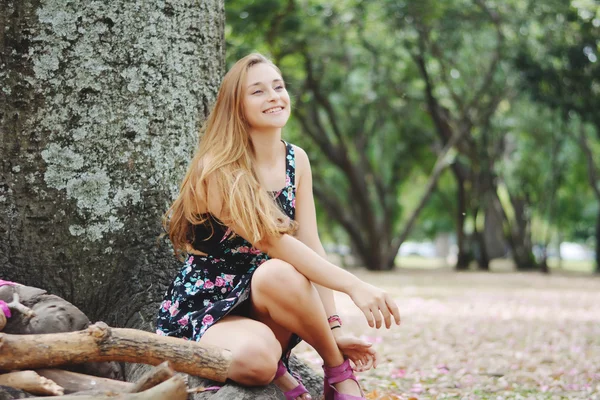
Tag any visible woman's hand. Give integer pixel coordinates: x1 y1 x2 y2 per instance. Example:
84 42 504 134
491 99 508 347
334 334 378 372
347 281 401 329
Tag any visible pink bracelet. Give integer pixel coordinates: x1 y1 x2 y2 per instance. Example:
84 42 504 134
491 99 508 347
327 314 342 326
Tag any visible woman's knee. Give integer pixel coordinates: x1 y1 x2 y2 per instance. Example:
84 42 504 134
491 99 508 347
199 316 283 386
252 259 309 298
231 334 281 385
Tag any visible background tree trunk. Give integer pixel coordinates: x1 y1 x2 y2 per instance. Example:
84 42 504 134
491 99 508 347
596 210 600 274
454 175 471 270
0 0 225 330
508 196 538 270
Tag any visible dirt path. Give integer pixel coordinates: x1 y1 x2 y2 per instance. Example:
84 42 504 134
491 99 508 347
294 269 600 399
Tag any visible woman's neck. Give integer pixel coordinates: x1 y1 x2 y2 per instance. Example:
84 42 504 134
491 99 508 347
249 128 284 168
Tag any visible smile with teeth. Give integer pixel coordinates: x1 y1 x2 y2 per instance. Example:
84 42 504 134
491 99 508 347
263 106 284 114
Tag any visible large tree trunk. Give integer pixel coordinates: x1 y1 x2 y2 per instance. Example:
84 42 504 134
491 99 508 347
0 0 225 330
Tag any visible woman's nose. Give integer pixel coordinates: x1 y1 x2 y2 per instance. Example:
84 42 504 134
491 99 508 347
266 87 280 101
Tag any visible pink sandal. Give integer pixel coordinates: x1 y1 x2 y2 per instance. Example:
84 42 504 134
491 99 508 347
323 359 365 400
275 360 311 400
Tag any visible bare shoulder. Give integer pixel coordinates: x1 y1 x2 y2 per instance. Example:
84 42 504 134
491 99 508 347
292 144 312 179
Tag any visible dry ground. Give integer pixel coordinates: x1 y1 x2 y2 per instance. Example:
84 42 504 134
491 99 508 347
294 265 600 400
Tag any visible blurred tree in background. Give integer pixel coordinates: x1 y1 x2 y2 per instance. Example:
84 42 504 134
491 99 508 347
514 0 600 272
225 0 599 273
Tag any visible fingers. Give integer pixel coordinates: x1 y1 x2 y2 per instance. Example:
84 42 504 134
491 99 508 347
361 354 374 371
386 293 401 325
377 298 393 328
372 294 401 329
362 303 384 328
356 354 374 372
372 305 383 329
352 351 377 372
354 357 368 372
355 287 400 329
343 347 379 372
360 306 375 328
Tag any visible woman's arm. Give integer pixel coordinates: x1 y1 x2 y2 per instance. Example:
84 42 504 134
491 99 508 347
292 146 341 330
203 164 400 328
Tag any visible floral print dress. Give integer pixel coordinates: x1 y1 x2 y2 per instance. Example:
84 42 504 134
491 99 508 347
156 141 301 362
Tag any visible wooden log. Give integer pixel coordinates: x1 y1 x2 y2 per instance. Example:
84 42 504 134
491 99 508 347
0 371 64 396
0 322 232 382
35 369 133 394
25 375 188 400
0 309 5 331
128 362 175 393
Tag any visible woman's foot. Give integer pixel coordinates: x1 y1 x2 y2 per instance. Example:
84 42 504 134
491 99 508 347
273 361 312 400
333 378 362 397
323 359 365 399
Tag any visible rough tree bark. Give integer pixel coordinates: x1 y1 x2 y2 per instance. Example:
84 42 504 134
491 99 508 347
0 0 224 330
1 4 324 398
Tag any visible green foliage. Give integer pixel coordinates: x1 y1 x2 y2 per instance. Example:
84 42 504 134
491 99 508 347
225 0 599 269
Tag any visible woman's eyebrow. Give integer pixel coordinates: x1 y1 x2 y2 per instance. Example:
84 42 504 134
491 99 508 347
247 79 284 88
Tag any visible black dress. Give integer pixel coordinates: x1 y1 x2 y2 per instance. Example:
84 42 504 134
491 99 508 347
156 141 301 363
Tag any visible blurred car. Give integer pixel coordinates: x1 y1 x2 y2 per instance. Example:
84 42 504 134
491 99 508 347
397 241 438 258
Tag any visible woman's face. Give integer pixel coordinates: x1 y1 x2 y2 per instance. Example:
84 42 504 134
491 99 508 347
243 63 291 131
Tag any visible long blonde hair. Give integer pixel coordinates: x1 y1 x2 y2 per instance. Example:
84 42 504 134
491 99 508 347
165 53 297 259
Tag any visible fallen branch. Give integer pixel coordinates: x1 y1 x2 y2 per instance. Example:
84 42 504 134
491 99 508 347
35 369 133 394
0 292 36 332
128 361 175 393
0 370 64 395
6 293 36 318
0 322 232 382
26 375 188 400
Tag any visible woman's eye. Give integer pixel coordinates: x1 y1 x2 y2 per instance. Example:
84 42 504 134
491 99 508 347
252 90 263 95
275 85 284 90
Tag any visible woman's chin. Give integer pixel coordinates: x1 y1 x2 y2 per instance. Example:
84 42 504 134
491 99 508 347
254 118 290 130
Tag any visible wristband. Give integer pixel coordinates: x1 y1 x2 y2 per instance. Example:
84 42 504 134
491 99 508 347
331 325 341 330
327 314 342 326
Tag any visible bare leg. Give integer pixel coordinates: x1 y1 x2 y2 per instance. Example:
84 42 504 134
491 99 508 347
250 259 362 397
198 315 281 386
249 311 312 399
199 314 311 399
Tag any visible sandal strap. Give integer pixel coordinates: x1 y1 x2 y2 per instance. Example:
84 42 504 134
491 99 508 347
275 360 288 379
323 358 351 376
327 369 356 385
323 359 357 385
284 383 309 400
276 360 310 400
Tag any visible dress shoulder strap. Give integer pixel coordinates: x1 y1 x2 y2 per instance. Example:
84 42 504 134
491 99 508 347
283 141 296 187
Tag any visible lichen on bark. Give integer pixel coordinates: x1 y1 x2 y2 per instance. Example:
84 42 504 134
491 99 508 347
32 0 224 242
1 0 225 324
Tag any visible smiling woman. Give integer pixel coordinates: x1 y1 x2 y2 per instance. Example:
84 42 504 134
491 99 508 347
157 53 401 400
